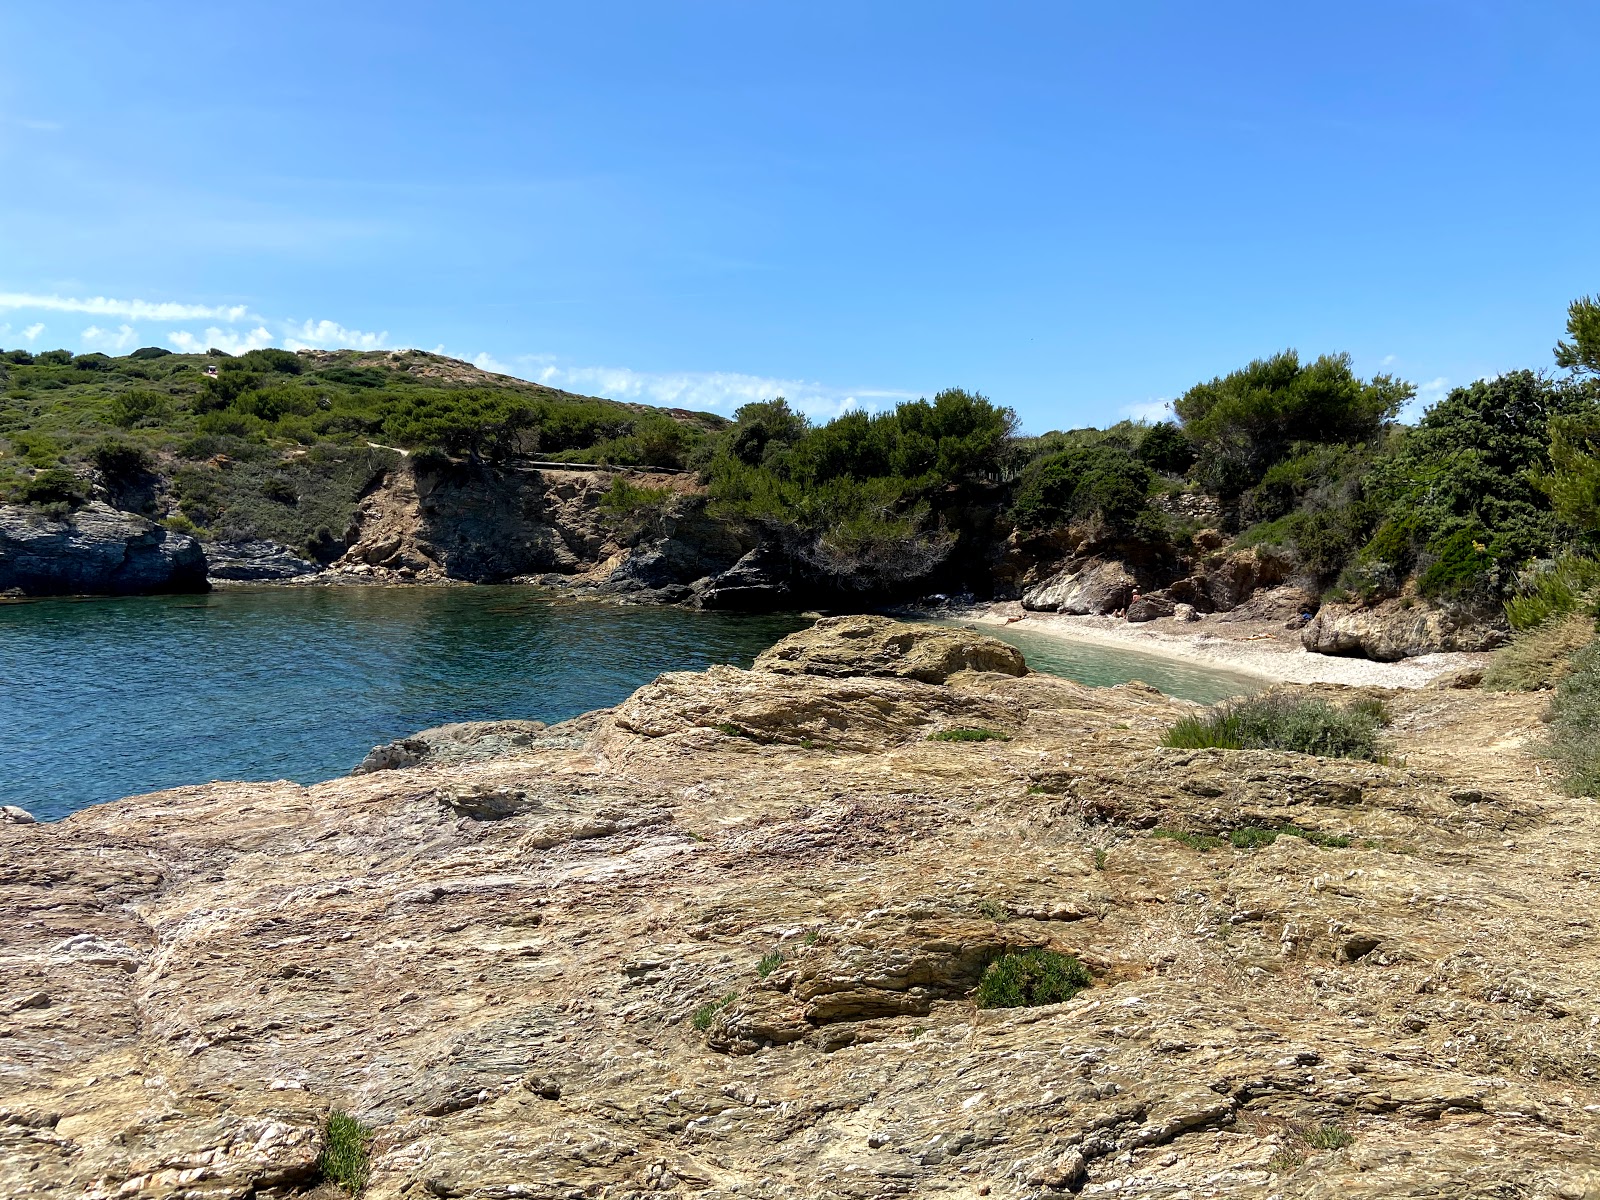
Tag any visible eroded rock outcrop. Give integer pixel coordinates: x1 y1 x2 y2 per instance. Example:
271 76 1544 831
5 621 1599 1198
0 501 207 595
1303 598 1509 660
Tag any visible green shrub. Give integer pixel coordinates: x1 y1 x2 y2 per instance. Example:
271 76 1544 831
13 468 88 508
599 476 672 517
1503 555 1600 632
973 950 1091 1009
1161 693 1388 761
929 727 1011 743
1545 640 1600 795
975 898 1012 922
89 437 154 481
318 1111 372 1193
1154 823 1351 852
757 950 783 978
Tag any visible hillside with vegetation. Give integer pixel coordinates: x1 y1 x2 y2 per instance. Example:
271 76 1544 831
2 297 1599 634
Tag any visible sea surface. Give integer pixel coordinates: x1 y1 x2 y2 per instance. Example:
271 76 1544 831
1 587 1255 820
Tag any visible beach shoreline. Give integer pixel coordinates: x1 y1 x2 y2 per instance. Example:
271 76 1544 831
952 600 1489 689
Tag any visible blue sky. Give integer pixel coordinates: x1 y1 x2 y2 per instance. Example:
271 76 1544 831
1 2 1595 431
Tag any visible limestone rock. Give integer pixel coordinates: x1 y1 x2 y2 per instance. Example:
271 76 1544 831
352 719 550 773
1022 558 1138 614
0 502 207 596
753 614 1026 682
1303 599 1508 660
203 538 320 582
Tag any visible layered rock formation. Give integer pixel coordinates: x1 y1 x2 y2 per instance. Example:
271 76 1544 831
1301 598 1509 661
5 618 1599 1197
0 502 207 596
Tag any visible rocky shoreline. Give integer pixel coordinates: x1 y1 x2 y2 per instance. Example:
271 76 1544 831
4 616 1598 1197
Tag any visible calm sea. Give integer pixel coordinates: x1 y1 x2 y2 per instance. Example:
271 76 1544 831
1 587 1253 820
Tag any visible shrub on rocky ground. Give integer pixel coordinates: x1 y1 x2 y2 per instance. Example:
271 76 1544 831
929 727 1011 743
1161 693 1387 761
973 950 1091 1009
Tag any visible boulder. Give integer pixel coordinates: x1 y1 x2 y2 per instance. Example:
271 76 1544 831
352 720 551 774
1195 548 1289 612
753 615 1027 683
696 544 795 611
1301 599 1508 661
204 539 320 582
0 502 207 596
1022 559 1137 615
1125 591 1176 623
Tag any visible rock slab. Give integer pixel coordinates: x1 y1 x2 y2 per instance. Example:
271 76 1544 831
0 502 207 596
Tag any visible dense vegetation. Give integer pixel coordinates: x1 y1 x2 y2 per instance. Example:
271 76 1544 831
0 346 724 555
1161 693 1390 761
3 294 1598 611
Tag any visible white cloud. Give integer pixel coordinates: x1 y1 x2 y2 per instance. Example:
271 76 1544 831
0 292 254 322
507 357 917 419
1122 397 1174 423
1398 375 1450 424
282 319 389 352
168 325 275 356
80 323 139 352
22 323 44 342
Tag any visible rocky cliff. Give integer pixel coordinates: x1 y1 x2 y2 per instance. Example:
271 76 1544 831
0 501 207 596
4 618 1597 1198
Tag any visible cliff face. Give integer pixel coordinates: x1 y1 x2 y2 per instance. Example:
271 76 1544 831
0 501 207 596
4 618 1598 1198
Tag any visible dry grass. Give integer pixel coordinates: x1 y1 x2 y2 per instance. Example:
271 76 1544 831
1482 611 1595 692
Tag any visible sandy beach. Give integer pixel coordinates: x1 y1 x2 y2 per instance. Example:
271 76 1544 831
957 600 1490 689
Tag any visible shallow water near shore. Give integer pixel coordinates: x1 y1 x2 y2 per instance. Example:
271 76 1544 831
3 587 1255 820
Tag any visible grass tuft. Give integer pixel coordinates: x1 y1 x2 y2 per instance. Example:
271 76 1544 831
1545 639 1600 795
1300 1123 1354 1151
973 949 1091 1009
929 727 1011 743
692 993 737 1031
319 1111 373 1194
757 950 784 978
975 898 1012 922
1161 693 1388 761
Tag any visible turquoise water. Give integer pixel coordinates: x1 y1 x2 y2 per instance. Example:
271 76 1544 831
1 588 1255 821
948 620 1261 706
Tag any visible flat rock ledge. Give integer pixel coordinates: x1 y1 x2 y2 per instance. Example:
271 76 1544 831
4 619 1599 1199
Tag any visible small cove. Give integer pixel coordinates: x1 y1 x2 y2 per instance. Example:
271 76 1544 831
2 587 1254 820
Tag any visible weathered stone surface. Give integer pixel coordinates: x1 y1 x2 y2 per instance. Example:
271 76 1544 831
696 544 796 610
753 614 1026 682
352 719 552 773
1303 598 1509 660
203 538 320 582
1022 557 1138 614
4 621 1599 1198
1125 590 1176 622
0 502 207 596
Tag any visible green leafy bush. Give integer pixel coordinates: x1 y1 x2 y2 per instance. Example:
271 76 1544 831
1010 444 1151 533
1161 693 1388 761
1503 555 1600 631
973 950 1091 1009
318 1111 372 1193
13 468 88 507
928 727 1011 742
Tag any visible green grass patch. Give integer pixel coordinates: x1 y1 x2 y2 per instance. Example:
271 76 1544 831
1092 848 1108 871
757 950 784 978
1153 824 1351 852
973 949 1091 1009
692 993 736 1031
1300 1123 1354 1150
1161 693 1389 761
319 1111 373 1194
929 727 1011 743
